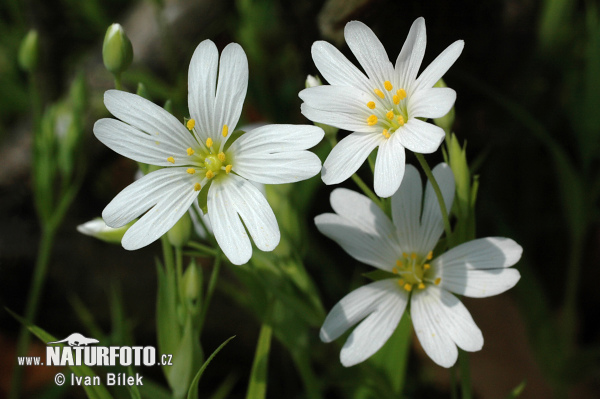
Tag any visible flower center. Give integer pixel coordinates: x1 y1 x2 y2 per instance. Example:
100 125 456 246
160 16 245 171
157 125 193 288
365 80 408 139
391 251 441 292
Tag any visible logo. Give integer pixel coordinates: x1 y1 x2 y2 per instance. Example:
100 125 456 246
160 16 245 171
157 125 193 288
47 332 99 347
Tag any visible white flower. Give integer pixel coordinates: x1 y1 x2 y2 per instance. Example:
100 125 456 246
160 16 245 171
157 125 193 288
300 18 464 197
94 40 324 265
315 163 522 368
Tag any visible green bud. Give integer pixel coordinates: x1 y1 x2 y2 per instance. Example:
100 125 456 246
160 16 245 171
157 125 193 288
433 79 455 134
77 217 135 243
305 74 322 88
136 82 149 99
163 99 173 114
182 261 202 306
19 30 39 72
102 23 133 75
167 212 192 247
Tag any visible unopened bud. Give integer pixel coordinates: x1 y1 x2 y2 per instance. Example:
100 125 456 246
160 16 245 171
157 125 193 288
305 74 322 88
167 212 192 247
433 79 455 134
77 218 134 243
182 261 202 304
19 30 39 72
102 23 133 75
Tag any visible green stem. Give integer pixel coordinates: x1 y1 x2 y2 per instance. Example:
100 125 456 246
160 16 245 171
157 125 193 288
197 251 222 337
450 363 458 399
351 173 383 209
114 73 123 90
175 246 183 302
415 153 452 239
9 226 56 399
161 235 175 275
187 241 217 257
246 322 273 399
458 350 472 399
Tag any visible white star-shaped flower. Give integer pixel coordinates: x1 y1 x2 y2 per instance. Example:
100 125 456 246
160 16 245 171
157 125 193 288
315 163 522 367
94 40 324 265
300 17 464 197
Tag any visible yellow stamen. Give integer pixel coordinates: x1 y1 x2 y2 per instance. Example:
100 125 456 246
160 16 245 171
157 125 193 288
218 152 226 162
386 110 394 120
186 147 195 156
367 101 376 109
374 88 385 99
367 115 378 126
397 115 405 126
434 277 441 285
396 260 403 267
423 263 431 270
186 119 195 130
403 283 413 292
402 252 408 258
410 252 417 260
396 88 407 100
206 137 213 148
426 251 433 260
397 279 405 286
418 282 426 289
186 168 196 174
392 267 398 274
206 170 214 179
225 164 232 174
222 124 229 137
392 95 400 105
193 183 201 191
382 129 390 139
167 157 175 164
384 81 393 91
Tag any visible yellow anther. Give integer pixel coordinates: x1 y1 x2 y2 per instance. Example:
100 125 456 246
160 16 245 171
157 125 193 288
374 88 385 99
382 129 390 139
410 252 417 260
396 260 403 267
222 124 229 137
225 164 232 174
186 147 195 156
186 168 196 174
386 110 394 120
434 277 441 285
402 252 408 258
218 152 226 162
392 267 398 274
194 183 201 191
206 137 213 148
397 115 405 126
423 263 431 270
396 88 407 100
384 81 393 91
418 282 426 290
186 119 195 130
167 157 175 164
403 283 413 292
426 251 433 260
397 279 405 286
393 95 400 105
367 115 378 126
367 101 376 109
206 170 214 179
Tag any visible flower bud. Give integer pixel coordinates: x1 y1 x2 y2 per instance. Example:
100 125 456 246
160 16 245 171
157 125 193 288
102 23 133 75
167 212 192 247
136 82 149 99
18 30 39 72
182 261 202 305
305 74 322 88
433 79 455 134
77 218 134 243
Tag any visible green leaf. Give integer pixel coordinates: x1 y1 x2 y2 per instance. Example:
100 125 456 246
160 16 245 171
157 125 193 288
504 380 527 399
245 323 272 399
187 336 236 399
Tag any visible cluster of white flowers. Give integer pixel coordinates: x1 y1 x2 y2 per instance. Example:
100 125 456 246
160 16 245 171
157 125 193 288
92 17 521 368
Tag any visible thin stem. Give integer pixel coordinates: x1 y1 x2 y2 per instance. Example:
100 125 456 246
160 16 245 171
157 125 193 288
161 235 175 275
187 241 217 257
197 251 222 337
415 153 452 239
175 246 183 301
458 350 472 399
450 364 458 399
114 73 123 90
9 226 56 399
351 173 383 209
246 322 273 399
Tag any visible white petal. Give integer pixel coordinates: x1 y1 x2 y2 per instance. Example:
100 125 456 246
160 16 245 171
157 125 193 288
434 237 523 270
230 124 324 184
408 87 456 119
311 40 372 93
411 286 458 368
208 174 280 265
344 21 394 86
103 167 193 228
414 40 464 91
299 85 374 118
340 281 408 366
329 188 394 237
115 170 199 250
322 131 383 185
94 119 195 166
440 268 521 298
214 43 248 148
418 163 455 253
412 286 483 361
373 133 406 198
397 118 445 154
315 213 398 271
391 165 422 250
188 40 218 142
104 90 192 147
395 17 427 89
300 103 377 133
